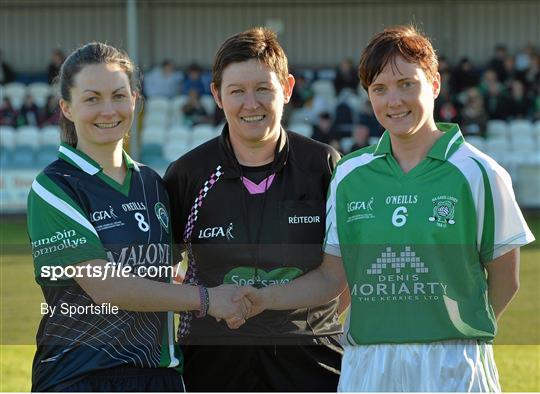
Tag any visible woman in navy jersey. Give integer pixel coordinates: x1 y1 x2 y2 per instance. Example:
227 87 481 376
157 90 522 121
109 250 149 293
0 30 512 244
27 42 248 392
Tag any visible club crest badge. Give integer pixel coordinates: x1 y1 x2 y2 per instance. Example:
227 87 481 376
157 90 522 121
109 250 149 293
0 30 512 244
429 196 457 227
154 202 169 233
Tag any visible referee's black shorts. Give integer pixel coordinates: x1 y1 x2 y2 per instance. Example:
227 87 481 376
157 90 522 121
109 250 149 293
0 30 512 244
50 365 184 392
183 336 342 392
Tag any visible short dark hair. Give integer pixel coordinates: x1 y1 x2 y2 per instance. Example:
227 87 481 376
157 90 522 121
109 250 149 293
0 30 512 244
359 25 438 90
58 42 139 146
212 27 289 91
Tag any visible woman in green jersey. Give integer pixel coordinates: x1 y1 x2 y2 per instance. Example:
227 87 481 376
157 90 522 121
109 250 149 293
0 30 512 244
233 25 535 392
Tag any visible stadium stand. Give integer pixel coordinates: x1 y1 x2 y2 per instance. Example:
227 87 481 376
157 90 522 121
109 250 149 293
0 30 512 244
288 122 313 138
4 82 27 109
1 43 539 212
27 82 53 108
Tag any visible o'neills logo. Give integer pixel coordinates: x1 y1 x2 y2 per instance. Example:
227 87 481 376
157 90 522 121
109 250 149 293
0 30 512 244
122 201 147 212
351 246 447 303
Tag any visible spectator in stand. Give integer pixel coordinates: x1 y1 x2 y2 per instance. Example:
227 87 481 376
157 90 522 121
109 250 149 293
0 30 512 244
502 55 517 86
181 89 211 126
451 57 478 95
18 95 40 127
460 87 488 136
290 73 313 109
533 79 540 121
47 49 65 85
290 89 329 125
507 79 533 119
0 97 18 127
524 52 540 87
0 50 16 84
40 94 60 126
181 63 207 96
480 69 510 120
144 59 183 98
515 44 534 82
435 96 460 124
312 111 340 149
286 73 314 124
334 58 359 95
333 88 356 135
348 124 369 153
487 44 509 83
357 99 384 137
438 56 452 96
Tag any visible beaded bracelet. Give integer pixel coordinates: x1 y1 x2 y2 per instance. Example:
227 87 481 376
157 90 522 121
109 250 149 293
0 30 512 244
195 285 209 318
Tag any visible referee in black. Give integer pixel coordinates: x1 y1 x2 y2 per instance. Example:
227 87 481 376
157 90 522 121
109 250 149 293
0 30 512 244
165 27 345 392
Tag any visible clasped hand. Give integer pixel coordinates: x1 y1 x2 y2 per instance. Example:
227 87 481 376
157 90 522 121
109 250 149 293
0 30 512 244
207 285 264 329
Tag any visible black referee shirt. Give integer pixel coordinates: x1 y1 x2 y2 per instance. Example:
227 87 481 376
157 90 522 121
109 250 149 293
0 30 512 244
164 125 342 344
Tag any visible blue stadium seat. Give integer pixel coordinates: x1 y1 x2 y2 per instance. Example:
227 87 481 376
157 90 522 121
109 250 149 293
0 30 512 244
0 147 13 169
35 146 58 167
8 146 35 169
140 143 166 167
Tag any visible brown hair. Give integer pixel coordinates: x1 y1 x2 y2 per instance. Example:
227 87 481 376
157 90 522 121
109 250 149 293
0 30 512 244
212 27 289 91
58 42 140 146
359 25 438 90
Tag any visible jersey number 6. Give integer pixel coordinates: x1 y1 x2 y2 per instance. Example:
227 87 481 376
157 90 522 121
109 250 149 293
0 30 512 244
391 206 408 227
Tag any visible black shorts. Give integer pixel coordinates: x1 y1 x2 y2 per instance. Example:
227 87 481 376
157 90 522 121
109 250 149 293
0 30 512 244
50 365 184 392
182 336 342 392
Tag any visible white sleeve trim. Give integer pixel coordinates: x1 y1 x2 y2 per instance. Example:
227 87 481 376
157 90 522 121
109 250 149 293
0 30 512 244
324 243 342 257
486 231 536 262
32 179 99 237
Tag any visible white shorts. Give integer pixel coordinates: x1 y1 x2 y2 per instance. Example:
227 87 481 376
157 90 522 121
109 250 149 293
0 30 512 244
338 340 501 392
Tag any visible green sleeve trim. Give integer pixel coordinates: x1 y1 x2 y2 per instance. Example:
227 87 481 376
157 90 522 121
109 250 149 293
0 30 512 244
471 158 495 264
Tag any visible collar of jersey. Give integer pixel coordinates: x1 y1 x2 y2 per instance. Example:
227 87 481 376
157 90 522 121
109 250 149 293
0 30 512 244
58 143 140 175
217 123 289 179
373 122 464 161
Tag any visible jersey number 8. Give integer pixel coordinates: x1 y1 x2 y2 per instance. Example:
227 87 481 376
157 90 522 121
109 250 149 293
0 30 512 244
135 212 150 232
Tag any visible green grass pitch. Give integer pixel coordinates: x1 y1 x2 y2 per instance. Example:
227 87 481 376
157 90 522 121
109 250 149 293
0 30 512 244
1 216 538 391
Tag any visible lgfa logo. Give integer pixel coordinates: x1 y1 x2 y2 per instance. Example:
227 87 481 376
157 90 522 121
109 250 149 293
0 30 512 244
90 206 118 222
198 223 234 240
347 197 374 213
346 197 375 223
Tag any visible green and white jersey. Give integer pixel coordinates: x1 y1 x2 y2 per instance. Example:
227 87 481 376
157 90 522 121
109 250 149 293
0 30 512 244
28 144 181 392
324 123 534 345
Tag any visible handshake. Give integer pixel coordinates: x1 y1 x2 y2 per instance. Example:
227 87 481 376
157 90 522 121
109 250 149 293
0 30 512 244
205 284 267 329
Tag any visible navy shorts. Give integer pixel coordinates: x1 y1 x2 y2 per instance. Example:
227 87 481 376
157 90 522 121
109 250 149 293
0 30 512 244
183 336 342 392
51 365 184 392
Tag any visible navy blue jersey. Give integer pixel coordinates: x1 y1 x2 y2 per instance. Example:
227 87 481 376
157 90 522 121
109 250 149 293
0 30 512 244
27 144 181 392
